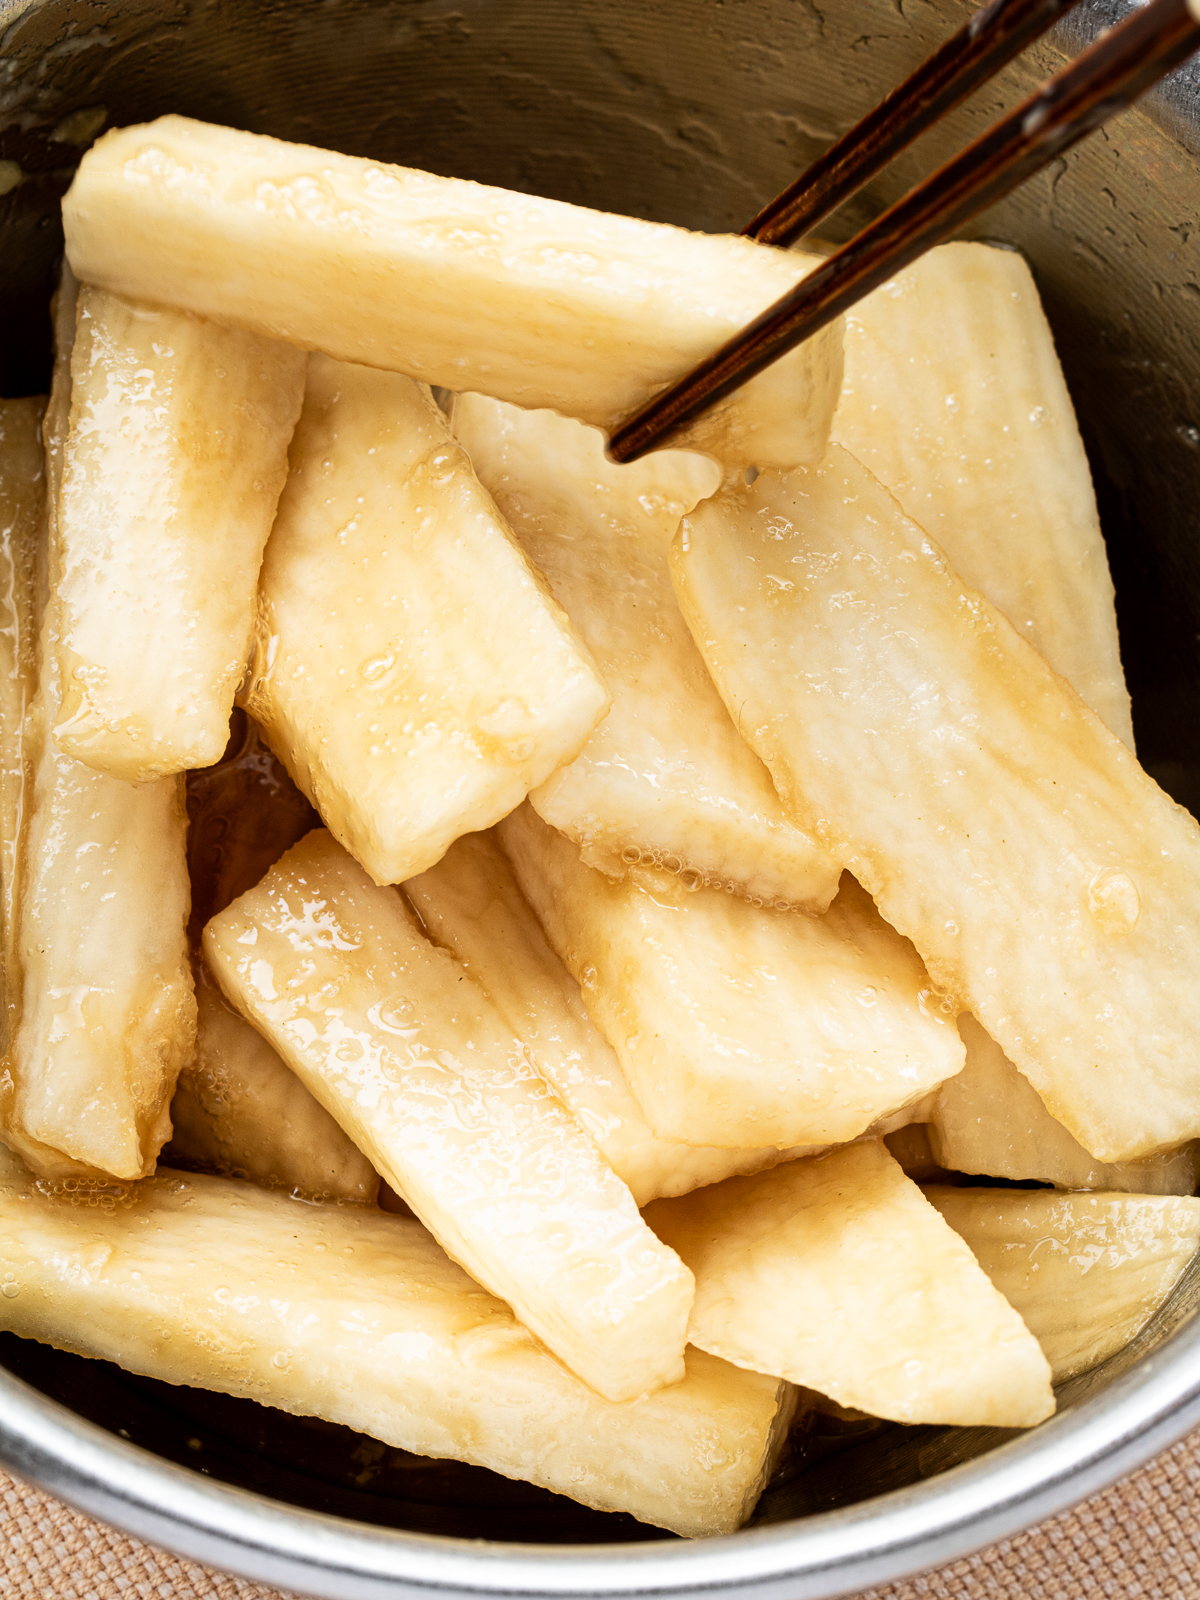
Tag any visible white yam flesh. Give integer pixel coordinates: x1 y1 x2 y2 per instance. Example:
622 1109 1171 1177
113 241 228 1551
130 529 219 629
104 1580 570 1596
672 445 1200 1162
449 395 839 909
405 831 805 1204
62 115 843 469
52 287 306 781
172 710 374 1200
0 398 44 1058
13 642 195 1179
0 1156 792 1537
498 805 964 1150
2 308 194 1179
931 1015 1197 1193
204 828 693 1403
646 1142 1054 1427
166 977 380 1204
832 241 1132 746
241 356 609 886
927 1186 1200 1383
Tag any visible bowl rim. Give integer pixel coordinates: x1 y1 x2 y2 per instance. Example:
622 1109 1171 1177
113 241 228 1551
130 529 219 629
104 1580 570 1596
3 1291 1200 1600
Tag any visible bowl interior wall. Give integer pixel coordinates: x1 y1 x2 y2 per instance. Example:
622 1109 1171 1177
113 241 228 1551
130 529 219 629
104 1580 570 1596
1 0 1199 1546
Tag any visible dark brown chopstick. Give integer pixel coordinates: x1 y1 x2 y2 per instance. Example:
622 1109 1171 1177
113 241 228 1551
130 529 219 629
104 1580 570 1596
609 0 1200 465
743 0 1087 248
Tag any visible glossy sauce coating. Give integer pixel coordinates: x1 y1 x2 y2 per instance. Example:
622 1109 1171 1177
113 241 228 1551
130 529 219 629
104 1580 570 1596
648 1141 1054 1427
500 805 964 1150
242 357 609 886
673 445 1200 1162
928 1186 1200 1383
406 831 807 1204
451 395 839 910
170 712 377 1201
185 708 318 946
2 291 194 1181
64 114 842 461
53 288 305 781
833 242 1132 746
931 1014 1197 1193
0 397 45 1057
0 1158 790 1537
204 828 693 1404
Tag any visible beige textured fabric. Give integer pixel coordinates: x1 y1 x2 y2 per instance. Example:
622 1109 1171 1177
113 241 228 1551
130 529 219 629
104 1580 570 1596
2 1431 1200 1599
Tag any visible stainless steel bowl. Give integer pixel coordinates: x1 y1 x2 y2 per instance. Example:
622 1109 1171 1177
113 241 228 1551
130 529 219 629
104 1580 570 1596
2 0 1199 1593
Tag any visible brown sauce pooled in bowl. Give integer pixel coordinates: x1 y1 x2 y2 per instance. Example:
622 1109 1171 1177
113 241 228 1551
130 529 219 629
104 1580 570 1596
185 707 319 948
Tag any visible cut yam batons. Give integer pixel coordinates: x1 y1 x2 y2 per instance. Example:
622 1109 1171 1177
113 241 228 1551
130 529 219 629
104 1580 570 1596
241 357 609 887
927 1187 1200 1383
52 286 306 782
167 975 380 1204
645 1142 1054 1427
0 294 66 1168
931 1015 1198 1193
6 268 78 905
448 396 839 910
832 242 1132 747
0 397 45 1056
0 1155 793 1537
62 115 844 470
869 1090 939 1137
14 570 195 1183
404 831 809 1205
204 828 693 1403
672 446 1200 1163
498 805 964 1151
173 713 376 1200
1 300 194 1180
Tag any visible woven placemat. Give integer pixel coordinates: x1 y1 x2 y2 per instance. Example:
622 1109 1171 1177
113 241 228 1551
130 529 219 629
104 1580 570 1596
2 1427 1200 1600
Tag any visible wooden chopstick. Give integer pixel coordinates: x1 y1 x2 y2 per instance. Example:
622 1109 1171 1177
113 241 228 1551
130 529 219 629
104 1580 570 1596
608 0 1200 465
743 0 1088 248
